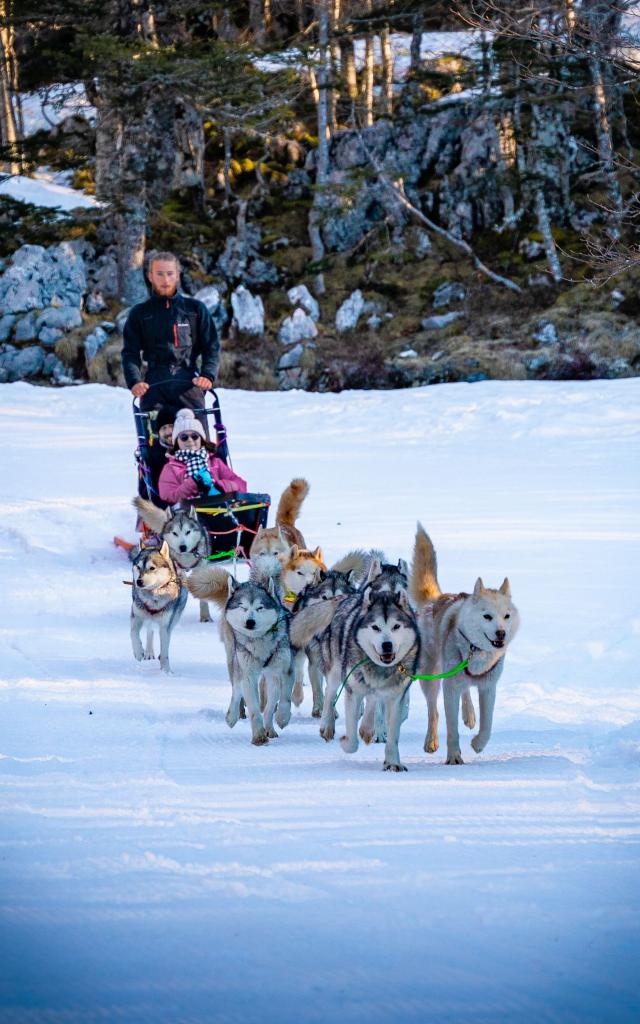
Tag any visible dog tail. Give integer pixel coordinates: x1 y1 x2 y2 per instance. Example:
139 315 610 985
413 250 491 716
276 478 309 529
132 496 169 535
330 549 369 581
186 563 230 608
289 601 335 651
410 523 441 607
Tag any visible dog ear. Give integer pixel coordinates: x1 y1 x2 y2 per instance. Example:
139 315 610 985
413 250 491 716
473 577 485 600
347 570 357 587
159 540 171 560
290 544 299 558
312 546 323 562
499 577 511 596
166 506 177 521
255 525 263 539
189 506 199 520
397 558 409 578
267 577 276 598
394 589 409 611
227 575 237 597
366 557 382 583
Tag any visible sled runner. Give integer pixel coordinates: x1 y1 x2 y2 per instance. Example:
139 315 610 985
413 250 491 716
126 388 270 561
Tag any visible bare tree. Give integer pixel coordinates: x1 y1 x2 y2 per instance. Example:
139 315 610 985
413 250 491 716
0 0 24 174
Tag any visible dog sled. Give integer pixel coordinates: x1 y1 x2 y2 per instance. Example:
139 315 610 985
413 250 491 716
115 387 270 562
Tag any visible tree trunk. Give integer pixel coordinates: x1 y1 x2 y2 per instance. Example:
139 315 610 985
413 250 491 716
589 56 624 233
380 25 393 116
534 188 563 283
309 0 331 295
410 12 422 76
0 0 23 174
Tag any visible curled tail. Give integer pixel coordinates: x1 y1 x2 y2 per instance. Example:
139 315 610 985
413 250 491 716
186 564 230 608
331 549 373 582
289 601 335 651
276 478 309 529
410 523 441 608
132 496 169 535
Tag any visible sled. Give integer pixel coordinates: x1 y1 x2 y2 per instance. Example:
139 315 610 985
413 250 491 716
128 388 270 560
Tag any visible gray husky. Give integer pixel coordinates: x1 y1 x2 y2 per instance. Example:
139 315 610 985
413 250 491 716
188 560 293 745
130 541 188 674
291 569 420 771
290 569 357 716
410 523 520 764
133 497 212 622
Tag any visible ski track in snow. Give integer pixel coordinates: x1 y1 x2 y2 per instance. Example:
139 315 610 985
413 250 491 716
0 379 639 1023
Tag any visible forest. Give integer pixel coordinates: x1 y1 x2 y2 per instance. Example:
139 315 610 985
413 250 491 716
0 0 639 391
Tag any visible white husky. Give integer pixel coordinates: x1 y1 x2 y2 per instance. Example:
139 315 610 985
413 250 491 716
410 523 520 764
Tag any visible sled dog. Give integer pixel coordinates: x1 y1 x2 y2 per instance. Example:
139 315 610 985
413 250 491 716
133 497 212 622
250 477 310 561
291 560 420 770
410 523 520 764
289 568 357 716
187 560 293 744
130 541 187 674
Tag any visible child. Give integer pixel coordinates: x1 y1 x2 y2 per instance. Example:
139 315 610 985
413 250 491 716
158 408 247 504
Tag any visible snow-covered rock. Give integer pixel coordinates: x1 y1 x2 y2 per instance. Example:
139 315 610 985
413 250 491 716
83 326 108 362
38 326 64 348
278 343 305 369
433 282 466 308
279 308 318 346
231 286 264 336
532 320 559 345
287 285 320 322
36 306 83 332
336 290 365 332
519 238 545 261
194 285 228 334
421 311 463 330
0 241 87 314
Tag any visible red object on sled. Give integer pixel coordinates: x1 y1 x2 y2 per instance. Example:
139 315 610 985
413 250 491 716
113 535 135 553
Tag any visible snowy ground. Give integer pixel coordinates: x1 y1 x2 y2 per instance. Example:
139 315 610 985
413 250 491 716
0 378 639 1023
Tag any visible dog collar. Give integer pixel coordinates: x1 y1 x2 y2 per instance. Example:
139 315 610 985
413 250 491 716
457 627 482 655
283 590 297 604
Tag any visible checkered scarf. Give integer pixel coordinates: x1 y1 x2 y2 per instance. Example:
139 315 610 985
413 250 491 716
173 448 209 479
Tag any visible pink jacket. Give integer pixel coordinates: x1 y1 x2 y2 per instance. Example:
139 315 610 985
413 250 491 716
158 453 248 504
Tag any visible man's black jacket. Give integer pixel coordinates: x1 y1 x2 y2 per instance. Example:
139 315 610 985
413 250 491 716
122 292 220 389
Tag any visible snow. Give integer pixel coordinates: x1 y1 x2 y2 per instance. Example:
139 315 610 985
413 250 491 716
20 84 95 137
0 378 639 1022
0 168 102 212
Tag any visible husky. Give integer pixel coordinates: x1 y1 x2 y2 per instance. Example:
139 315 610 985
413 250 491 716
133 497 212 622
410 523 520 764
250 477 310 561
291 569 420 771
130 541 187 674
289 568 357 716
187 560 293 744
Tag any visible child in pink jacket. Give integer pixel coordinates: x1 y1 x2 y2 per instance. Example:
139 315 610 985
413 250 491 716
158 408 247 504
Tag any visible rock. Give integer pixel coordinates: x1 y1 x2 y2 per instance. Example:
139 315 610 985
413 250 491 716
89 252 119 298
532 320 559 345
287 284 320 322
399 348 418 358
83 326 108 363
115 308 131 334
99 321 116 333
217 223 278 289
85 290 107 314
413 229 432 259
194 285 228 335
282 168 312 200
36 306 83 332
421 311 463 330
42 353 73 383
519 238 545 261
0 344 45 381
336 290 365 332
367 315 382 330
526 353 550 372
0 314 16 342
278 343 305 369
231 286 264 336
279 308 318 346
0 241 87 314
14 311 39 343
610 289 625 310
433 282 466 308
527 274 553 288
278 366 309 391
39 326 64 348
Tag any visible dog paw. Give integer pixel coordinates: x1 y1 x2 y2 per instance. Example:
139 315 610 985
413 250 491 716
383 761 408 772
239 699 247 720
199 613 212 624
311 706 322 719
359 726 374 745
143 652 155 661
225 711 238 729
275 707 291 730
463 712 476 730
266 727 278 739
424 736 439 754
340 735 358 753
471 734 487 753
251 729 269 746
320 724 335 742
445 752 464 765
133 651 144 662
373 731 386 745
292 682 304 707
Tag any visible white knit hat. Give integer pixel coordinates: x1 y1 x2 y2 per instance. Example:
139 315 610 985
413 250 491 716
172 408 206 444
